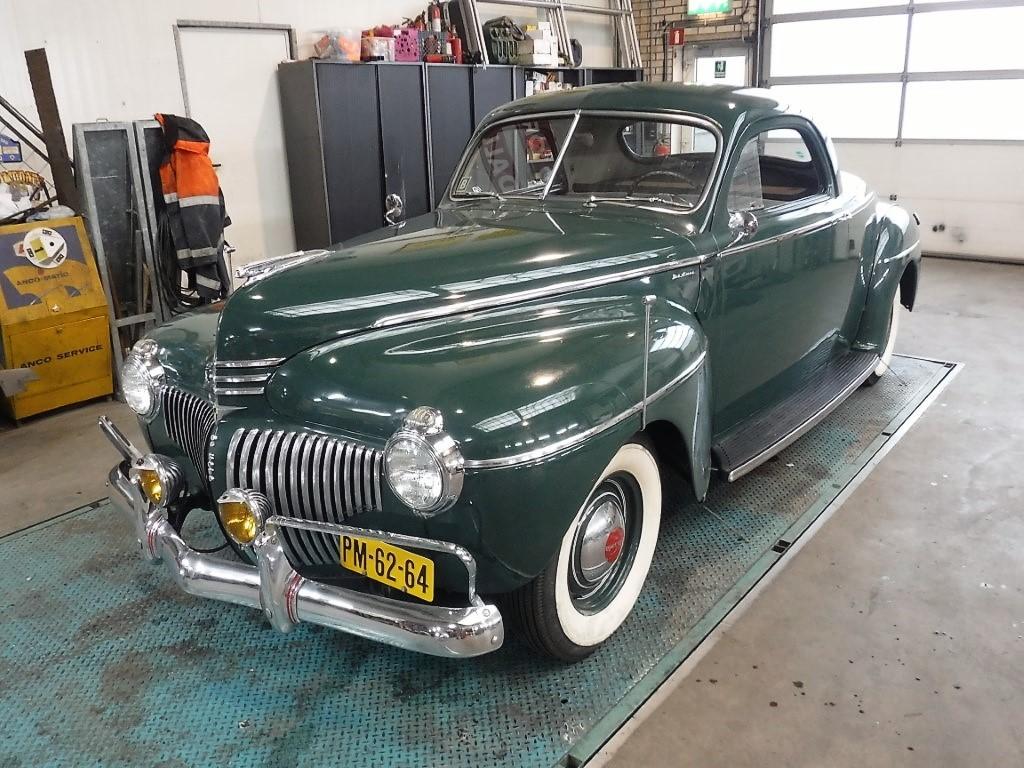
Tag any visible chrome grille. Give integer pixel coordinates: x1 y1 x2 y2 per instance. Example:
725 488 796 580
226 427 383 566
212 357 285 397
161 387 216 478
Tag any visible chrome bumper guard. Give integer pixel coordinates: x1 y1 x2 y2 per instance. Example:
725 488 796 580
99 417 504 658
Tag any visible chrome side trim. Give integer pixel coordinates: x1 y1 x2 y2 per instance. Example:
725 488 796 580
373 253 706 330
890 239 921 262
725 354 879 482
214 372 274 383
641 295 656 429
212 359 283 396
216 357 286 368
464 350 708 470
718 197 875 259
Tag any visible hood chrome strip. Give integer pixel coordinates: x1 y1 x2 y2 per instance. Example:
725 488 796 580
372 254 705 331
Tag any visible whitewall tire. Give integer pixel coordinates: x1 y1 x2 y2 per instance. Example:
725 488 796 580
510 439 662 661
866 289 901 385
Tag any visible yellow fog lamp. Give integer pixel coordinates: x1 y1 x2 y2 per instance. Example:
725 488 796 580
216 489 270 546
129 454 184 508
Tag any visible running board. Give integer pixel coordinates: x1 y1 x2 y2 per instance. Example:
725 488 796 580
713 350 879 482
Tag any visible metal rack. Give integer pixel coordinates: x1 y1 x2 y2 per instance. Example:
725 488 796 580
460 0 642 69
73 121 165 378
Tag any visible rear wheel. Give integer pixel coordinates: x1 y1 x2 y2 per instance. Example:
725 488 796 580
510 440 662 662
865 289 902 386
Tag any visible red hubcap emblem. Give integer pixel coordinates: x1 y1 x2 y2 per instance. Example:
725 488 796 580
604 527 625 563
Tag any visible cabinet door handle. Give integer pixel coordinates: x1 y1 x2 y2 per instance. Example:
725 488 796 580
384 193 404 225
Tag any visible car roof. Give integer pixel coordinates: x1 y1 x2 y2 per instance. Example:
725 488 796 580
485 82 804 137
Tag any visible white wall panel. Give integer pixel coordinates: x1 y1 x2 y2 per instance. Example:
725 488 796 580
0 0 615 262
835 141 1024 262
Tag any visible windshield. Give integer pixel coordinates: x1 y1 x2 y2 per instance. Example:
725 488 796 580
451 113 719 209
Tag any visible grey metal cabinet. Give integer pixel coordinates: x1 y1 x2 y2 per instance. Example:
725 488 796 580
278 60 639 248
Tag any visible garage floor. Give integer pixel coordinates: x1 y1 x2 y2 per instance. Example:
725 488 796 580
1 257 1021 766
601 257 1024 766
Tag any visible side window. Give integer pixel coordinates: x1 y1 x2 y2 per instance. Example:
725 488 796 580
726 127 827 212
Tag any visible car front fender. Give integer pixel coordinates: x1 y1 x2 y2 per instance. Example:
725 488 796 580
265 279 709 588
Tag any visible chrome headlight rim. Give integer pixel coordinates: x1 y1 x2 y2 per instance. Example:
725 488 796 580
121 338 164 420
384 406 464 517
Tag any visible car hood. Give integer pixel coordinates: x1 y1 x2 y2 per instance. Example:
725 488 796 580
216 204 695 362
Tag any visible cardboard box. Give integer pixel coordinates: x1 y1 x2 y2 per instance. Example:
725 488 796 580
520 37 557 56
518 52 558 67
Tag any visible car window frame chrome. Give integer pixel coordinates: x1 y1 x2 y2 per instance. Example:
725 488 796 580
444 108 725 220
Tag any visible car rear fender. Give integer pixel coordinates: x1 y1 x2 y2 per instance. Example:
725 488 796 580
854 203 922 353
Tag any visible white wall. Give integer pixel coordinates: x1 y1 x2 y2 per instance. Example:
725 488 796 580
834 141 1024 263
0 0 616 132
0 0 615 262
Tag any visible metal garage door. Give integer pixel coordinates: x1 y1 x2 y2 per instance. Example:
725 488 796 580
760 0 1024 262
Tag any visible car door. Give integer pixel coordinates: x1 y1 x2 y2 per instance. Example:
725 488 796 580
702 118 856 434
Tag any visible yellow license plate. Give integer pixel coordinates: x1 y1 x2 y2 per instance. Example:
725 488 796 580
339 535 434 603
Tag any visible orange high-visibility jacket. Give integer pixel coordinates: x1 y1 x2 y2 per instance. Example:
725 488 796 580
155 113 228 288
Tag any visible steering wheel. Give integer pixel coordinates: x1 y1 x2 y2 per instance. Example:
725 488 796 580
627 168 691 198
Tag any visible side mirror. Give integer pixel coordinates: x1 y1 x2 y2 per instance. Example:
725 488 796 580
728 209 759 241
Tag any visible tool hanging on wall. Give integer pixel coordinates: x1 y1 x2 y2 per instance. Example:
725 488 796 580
153 114 231 310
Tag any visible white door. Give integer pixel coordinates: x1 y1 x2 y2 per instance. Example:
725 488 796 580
677 44 752 87
675 44 752 152
177 25 295 272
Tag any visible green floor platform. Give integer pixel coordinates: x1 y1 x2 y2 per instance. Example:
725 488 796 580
0 354 957 767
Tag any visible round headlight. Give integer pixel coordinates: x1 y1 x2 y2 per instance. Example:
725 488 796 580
121 339 162 418
384 407 464 516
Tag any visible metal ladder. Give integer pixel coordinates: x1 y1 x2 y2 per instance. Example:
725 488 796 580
459 0 642 69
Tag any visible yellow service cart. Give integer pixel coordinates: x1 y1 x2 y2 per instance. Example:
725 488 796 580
0 216 113 420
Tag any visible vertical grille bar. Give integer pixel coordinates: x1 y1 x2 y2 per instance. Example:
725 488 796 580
161 387 216 481
225 427 384 566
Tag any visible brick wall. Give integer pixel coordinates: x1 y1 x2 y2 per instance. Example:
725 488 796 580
633 0 760 83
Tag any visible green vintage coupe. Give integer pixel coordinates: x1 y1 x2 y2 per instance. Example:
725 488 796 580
101 84 920 661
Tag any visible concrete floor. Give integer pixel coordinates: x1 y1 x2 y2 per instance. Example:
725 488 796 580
0 400 143 536
603 258 1024 766
0 258 1020 765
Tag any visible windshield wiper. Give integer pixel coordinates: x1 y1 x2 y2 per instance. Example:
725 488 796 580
458 190 506 201
622 193 688 208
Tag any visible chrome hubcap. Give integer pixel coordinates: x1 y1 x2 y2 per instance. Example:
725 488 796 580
577 496 626 584
568 475 640 613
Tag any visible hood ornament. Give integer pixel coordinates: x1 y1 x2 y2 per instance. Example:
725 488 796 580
235 249 330 286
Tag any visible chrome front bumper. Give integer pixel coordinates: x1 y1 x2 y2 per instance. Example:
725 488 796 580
99 417 503 658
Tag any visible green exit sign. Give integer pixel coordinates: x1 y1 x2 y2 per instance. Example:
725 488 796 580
688 0 731 14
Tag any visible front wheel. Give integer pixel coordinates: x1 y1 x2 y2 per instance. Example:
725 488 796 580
510 440 662 662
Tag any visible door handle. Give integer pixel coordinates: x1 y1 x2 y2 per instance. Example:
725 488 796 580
384 193 404 225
